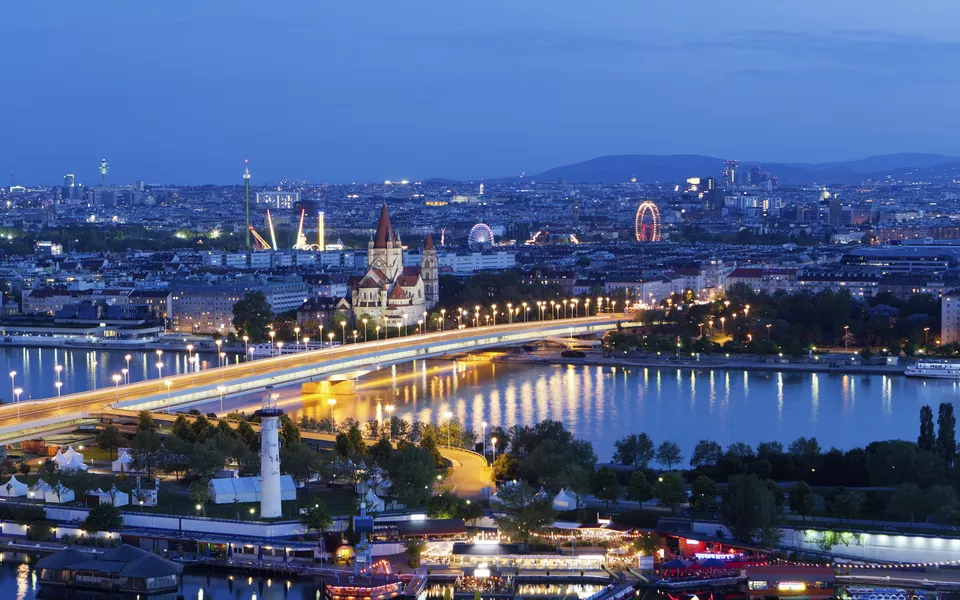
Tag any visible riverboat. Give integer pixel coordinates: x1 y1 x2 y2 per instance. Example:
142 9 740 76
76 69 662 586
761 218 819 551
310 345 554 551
905 361 960 379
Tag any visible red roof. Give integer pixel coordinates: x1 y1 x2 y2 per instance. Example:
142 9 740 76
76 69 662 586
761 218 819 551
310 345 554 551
374 203 394 249
389 286 408 299
397 275 420 286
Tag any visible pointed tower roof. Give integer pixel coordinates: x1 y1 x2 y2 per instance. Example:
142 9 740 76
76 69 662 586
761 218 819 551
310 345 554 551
425 233 434 250
374 203 394 249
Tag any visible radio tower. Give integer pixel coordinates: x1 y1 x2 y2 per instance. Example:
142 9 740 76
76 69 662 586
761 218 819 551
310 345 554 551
243 159 251 248
99 158 110 188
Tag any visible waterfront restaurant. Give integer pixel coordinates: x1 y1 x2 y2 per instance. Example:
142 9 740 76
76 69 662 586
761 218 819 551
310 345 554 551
746 566 835 600
424 541 606 572
36 544 183 595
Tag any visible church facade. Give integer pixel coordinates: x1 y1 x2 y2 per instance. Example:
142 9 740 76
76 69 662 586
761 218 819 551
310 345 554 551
349 203 439 325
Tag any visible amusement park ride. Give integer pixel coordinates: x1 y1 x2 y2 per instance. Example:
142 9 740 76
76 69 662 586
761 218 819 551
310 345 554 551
249 208 334 251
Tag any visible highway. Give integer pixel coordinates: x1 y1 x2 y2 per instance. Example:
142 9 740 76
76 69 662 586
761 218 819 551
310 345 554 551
0 315 619 436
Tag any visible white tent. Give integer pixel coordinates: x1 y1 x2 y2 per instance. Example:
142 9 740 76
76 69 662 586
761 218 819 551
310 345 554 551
44 482 75 504
87 486 129 507
208 475 296 505
553 488 579 511
54 446 84 468
29 478 53 500
112 448 133 472
0 476 29 498
361 488 385 513
59 454 87 472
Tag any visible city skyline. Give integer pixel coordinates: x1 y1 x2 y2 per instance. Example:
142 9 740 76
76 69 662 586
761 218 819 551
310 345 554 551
4 1 960 184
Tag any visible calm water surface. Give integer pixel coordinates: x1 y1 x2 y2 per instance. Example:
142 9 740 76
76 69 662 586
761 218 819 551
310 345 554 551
238 360 960 460
0 553 318 599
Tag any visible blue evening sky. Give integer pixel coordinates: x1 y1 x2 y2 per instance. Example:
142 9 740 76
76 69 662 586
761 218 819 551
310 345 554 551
2 1 959 185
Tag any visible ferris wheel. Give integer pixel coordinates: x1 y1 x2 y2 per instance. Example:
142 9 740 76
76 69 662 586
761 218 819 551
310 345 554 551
468 223 495 249
634 201 662 242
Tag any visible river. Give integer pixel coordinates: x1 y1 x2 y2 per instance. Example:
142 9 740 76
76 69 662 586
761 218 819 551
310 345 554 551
7 345 957 461
230 360 960 461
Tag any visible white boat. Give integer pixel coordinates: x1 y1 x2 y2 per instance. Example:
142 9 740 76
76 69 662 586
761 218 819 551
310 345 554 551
905 361 960 379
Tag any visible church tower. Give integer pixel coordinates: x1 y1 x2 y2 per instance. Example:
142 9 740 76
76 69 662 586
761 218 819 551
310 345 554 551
422 233 439 308
367 203 403 282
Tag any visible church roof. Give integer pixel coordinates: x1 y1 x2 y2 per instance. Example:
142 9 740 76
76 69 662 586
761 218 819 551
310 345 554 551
401 266 421 277
397 275 420 287
389 286 408 299
425 233 434 250
374 203 394 249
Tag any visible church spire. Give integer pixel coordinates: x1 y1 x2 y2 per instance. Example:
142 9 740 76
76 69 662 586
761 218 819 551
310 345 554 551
425 233 434 250
373 203 394 249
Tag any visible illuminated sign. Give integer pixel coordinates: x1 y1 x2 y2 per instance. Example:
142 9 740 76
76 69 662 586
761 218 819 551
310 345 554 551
778 583 807 592
694 553 737 560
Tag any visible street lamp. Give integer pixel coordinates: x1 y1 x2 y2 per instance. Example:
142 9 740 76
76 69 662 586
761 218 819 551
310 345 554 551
491 437 497 467
269 330 276 356
563 299 568 318
925 327 931 346
385 405 395 440
375 325 381 341
417 319 423 335
720 316 726 334
443 410 453 446
14 387 22 422
361 319 368 342
294 326 301 351
276 342 284 357
55 381 62 397
164 379 172 399
112 375 121 400
91 359 98 390
55 364 62 383
156 361 163 381
186 344 194 365
217 384 226 414
327 398 336 420
122 368 128 385
328 332 335 347
440 308 446 331
242 335 249 357
125 354 132 374
340 321 347 345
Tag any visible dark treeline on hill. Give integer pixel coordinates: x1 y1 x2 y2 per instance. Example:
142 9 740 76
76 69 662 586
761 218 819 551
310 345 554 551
613 283 942 356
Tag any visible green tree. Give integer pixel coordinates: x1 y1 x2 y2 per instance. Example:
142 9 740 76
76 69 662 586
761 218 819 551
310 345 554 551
347 423 367 455
691 476 719 513
938 403 956 466
281 442 321 486
130 429 163 477
721 473 782 547
690 440 723 468
232 291 273 342
788 481 815 522
387 444 437 507
788 436 821 457
97 425 125 460
172 414 196 443
83 504 123 532
888 483 922 524
654 472 686 515
404 538 426 568
919 405 936 452
655 441 683 470
300 502 332 537
137 411 157 433
189 480 211 517
828 489 863 523
613 433 655 468
426 490 465 519
16 462 30 476
493 482 556 546
627 471 654 502
493 453 518 482
280 415 302 447
923 484 957 523
592 466 621 507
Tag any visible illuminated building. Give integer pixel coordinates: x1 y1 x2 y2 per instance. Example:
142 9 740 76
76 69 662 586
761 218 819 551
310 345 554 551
721 159 739 186
255 190 299 209
317 210 325 251
350 203 438 324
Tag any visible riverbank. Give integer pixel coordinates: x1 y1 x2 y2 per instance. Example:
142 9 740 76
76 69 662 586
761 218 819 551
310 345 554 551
500 354 908 376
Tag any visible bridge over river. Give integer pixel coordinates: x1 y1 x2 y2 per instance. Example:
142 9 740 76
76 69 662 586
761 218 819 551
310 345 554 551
0 316 620 444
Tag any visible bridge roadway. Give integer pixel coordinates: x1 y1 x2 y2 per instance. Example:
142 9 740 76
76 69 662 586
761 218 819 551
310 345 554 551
0 316 619 444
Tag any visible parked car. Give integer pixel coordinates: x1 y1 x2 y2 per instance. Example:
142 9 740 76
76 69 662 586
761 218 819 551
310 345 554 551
560 350 586 358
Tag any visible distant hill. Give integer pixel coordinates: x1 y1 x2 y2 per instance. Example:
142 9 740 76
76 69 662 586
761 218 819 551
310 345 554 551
533 153 960 184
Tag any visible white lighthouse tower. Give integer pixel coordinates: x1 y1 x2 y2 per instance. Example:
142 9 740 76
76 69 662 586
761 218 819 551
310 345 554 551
259 389 283 518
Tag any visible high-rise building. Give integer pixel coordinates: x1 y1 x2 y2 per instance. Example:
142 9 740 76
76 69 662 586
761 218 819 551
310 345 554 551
721 160 739 187
64 174 75 188
255 191 299 209
829 197 844 226
422 234 439 306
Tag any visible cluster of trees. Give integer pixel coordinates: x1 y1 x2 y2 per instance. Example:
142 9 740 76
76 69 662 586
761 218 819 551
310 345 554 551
492 420 597 498
232 291 273 343
623 285 940 356
437 272 569 316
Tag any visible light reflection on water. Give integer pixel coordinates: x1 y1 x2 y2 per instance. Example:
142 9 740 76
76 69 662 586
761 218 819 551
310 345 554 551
242 360 960 460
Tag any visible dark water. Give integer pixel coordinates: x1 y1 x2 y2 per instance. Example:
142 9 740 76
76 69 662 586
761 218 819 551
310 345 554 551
0 347 238 403
216 360 960 461
0 553 318 600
